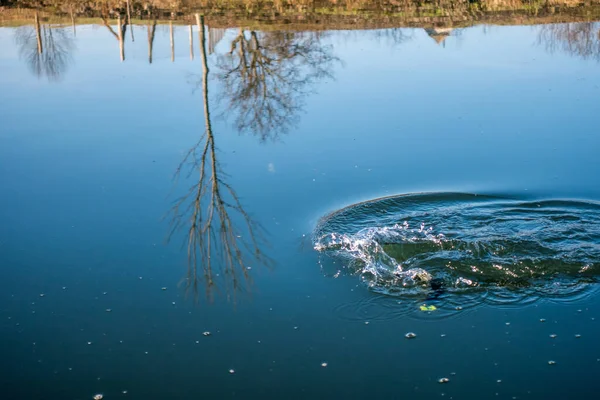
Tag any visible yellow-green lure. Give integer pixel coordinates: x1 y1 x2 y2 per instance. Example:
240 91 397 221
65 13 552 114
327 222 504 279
419 304 437 312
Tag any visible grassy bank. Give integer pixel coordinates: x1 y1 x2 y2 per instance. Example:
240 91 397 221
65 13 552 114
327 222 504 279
2 0 600 29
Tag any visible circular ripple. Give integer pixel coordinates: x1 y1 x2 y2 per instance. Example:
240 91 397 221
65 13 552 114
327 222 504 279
314 192 600 316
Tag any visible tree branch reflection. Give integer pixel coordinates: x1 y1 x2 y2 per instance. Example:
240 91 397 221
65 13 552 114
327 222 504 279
537 22 600 61
169 15 271 300
216 29 338 142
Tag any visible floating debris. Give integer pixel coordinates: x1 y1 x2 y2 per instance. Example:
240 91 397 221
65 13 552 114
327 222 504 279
455 306 463 311
172 302 176 305
105 309 112 313
93 395 103 400
548 360 556 365
122 390 128 394
405 332 417 339
365 321 370 325
202 332 211 336
549 334 557 338
575 334 581 338
438 377 450 383
87 342 92 345
497 380 502 383
321 362 328 367
294 326 299 330
161 287 167 291
229 369 235 374
540 318 546 322
39 294 45 297
505 322 510 326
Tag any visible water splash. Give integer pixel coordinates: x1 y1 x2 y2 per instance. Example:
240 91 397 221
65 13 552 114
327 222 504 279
314 193 600 315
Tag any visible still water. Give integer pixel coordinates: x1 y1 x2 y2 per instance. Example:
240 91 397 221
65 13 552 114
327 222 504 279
1 17 600 400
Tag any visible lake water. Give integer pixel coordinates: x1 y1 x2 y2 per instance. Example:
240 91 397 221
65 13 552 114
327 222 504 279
1 17 600 400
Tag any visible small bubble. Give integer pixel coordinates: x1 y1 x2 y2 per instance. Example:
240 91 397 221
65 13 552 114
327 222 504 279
321 362 328 367
122 391 128 394
229 369 235 374
497 380 502 383
365 321 369 325
405 332 417 339
540 318 546 322
575 334 581 338
93 395 103 400
87 342 92 345
105 309 112 312
202 331 211 336
438 377 449 383
548 360 556 365
550 334 557 338
161 287 167 291
39 294 45 297
455 306 463 311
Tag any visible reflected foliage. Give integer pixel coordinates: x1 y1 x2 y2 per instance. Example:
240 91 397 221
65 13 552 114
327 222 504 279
14 22 74 81
537 22 600 61
215 29 338 141
169 16 270 300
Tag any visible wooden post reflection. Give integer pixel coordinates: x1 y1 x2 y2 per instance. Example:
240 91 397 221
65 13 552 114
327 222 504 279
70 7 76 36
189 25 194 60
118 15 125 61
126 0 134 42
35 13 43 54
170 21 175 62
147 21 156 64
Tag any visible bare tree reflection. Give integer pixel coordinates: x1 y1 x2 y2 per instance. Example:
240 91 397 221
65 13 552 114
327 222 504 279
537 22 600 61
169 15 270 300
372 27 414 46
14 15 74 81
215 29 338 142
